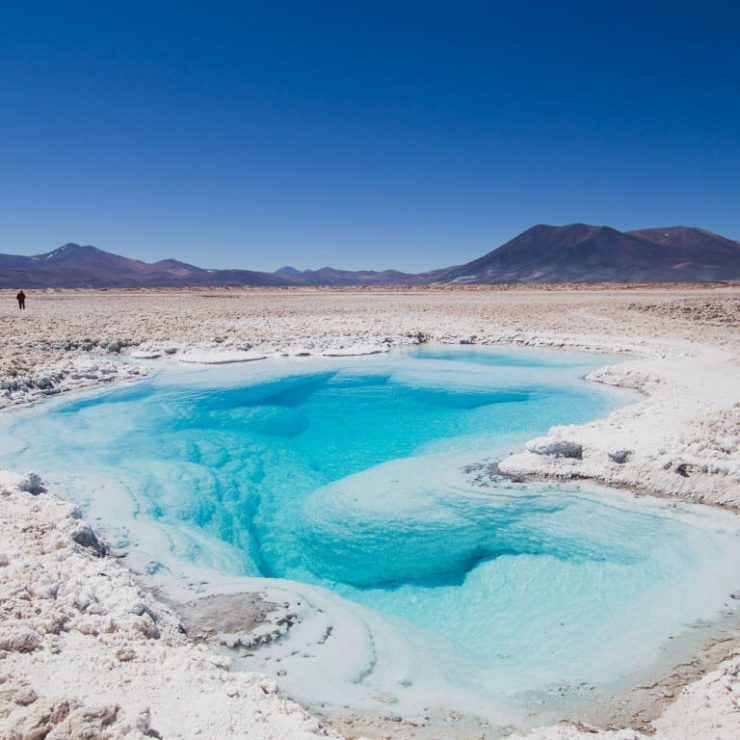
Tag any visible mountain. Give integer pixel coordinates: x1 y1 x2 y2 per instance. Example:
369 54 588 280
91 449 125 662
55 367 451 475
273 266 441 286
275 264 450 285
148 259 211 281
0 245 434 287
435 224 740 284
207 269 292 287
2 225 739 288
0 244 284 288
627 226 740 252
274 266 303 278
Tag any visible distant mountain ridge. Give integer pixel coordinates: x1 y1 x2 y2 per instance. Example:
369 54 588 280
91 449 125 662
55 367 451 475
0 243 287 289
434 224 740 284
2 225 739 288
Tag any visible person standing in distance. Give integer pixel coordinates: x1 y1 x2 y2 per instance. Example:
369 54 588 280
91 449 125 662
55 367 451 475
16 290 26 310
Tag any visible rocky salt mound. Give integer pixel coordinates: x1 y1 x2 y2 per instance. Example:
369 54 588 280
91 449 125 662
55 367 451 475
0 357 146 410
0 471 336 739
500 346 740 508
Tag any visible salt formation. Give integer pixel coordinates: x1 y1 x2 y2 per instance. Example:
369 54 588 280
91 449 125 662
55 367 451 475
178 349 268 364
0 470 336 739
500 348 740 508
0 357 146 410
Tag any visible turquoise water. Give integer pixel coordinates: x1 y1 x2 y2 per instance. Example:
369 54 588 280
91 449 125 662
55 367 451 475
1 345 739 727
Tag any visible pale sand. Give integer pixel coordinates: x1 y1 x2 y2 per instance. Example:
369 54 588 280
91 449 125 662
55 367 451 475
0 285 738 738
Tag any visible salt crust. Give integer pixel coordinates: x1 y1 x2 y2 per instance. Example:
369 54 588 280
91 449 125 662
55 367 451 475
508 646 740 739
321 345 388 357
499 346 740 508
0 470 338 739
1 287 739 737
178 350 268 364
0 357 146 409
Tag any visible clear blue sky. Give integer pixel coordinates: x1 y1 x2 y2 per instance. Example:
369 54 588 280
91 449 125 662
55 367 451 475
1 1 739 271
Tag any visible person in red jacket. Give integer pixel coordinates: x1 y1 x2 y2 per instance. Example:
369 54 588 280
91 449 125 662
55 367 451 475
16 290 26 310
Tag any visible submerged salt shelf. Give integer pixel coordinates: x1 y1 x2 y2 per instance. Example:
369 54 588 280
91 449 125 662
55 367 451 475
2 346 739 733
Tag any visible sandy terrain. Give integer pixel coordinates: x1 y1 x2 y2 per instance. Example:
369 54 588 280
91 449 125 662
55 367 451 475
1 285 739 738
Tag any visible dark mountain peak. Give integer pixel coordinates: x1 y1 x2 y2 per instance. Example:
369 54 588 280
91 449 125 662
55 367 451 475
629 225 700 236
33 243 139 269
275 265 302 277
530 223 624 241
628 226 697 241
453 224 632 278
33 242 85 260
526 222 593 233
502 224 629 252
627 226 740 251
435 222 740 284
151 258 204 271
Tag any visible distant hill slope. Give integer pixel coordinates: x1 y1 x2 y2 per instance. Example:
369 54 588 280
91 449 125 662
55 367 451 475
0 244 285 289
2 225 739 288
435 224 740 284
272 266 445 286
0 244 444 288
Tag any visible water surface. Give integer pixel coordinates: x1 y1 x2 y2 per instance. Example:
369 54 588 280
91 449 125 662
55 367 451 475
2 346 738 731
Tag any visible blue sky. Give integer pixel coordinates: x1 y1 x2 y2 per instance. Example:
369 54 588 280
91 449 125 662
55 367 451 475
1 1 739 271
